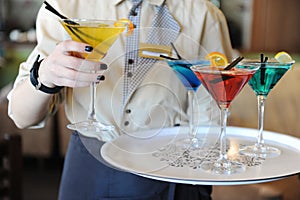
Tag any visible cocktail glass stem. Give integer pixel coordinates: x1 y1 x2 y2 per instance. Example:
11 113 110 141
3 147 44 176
67 79 114 132
256 95 266 147
187 90 199 148
219 105 228 161
88 82 97 121
201 104 245 174
250 94 281 157
239 93 281 158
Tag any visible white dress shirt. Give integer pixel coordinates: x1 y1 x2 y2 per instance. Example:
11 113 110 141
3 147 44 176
8 0 233 141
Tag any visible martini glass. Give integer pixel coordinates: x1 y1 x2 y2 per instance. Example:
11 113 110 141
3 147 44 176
60 19 131 133
191 63 258 174
239 59 295 158
166 59 209 148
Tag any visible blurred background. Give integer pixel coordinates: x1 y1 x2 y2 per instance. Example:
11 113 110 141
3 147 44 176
0 0 300 200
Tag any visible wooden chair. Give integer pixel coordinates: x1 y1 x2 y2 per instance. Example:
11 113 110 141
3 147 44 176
0 133 22 200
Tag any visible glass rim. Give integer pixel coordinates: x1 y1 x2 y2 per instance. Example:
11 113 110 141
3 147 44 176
60 18 125 28
166 59 209 65
191 65 259 74
60 18 118 22
239 59 295 66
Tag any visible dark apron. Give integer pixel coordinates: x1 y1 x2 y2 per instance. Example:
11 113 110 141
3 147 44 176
58 132 212 200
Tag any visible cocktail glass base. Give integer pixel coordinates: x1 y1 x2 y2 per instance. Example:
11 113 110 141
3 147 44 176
67 120 115 133
177 137 204 150
239 144 281 158
201 158 246 175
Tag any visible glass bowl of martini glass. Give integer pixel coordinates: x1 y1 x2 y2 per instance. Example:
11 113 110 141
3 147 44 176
60 18 133 136
239 53 295 158
191 60 259 174
166 59 209 149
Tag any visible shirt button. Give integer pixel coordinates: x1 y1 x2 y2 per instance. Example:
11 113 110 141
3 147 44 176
125 109 131 114
124 121 130 126
127 72 133 77
128 59 134 64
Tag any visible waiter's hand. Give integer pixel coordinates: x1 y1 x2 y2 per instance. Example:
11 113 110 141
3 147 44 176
39 40 107 88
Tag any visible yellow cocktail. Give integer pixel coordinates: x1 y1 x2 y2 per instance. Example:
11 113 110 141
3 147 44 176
60 19 132 135
61 19 128 60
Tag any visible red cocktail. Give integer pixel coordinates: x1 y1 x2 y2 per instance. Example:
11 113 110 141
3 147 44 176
191 64 258 174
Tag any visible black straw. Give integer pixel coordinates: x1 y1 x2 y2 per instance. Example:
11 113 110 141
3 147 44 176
44 1 68 20
170 42 183 60
224 56 244 70
44 1 79 26
43 1 107 57
210 56 244 84
159 55 179 60
260 54 268 85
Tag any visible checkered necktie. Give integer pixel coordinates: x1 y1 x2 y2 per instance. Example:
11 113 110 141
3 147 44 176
123 0 180 107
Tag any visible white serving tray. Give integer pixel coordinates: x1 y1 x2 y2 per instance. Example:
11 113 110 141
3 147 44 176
101 126 300 185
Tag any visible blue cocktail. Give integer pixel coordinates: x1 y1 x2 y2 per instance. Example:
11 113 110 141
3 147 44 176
167 59 209 148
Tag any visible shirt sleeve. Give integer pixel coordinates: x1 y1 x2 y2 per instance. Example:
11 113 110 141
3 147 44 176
7 1 66 128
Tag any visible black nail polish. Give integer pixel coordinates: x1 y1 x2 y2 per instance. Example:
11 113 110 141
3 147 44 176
97 75 105 81
85 46 93 52
100 64 107 70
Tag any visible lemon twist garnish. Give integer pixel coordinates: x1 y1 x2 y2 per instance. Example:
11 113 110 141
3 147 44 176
205 52 228 67
274 51 294 63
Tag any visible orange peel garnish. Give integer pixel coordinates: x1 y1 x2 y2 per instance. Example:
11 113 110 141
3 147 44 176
114 18 134 36
205 52 228 67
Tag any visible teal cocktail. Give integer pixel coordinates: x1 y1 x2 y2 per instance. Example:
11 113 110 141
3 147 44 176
239 59 295 158
248 63 290 97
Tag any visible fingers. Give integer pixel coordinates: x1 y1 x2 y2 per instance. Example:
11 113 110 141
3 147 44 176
49 66 106 88
58 54 106 72
59 40 91 54
38 40 108 88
